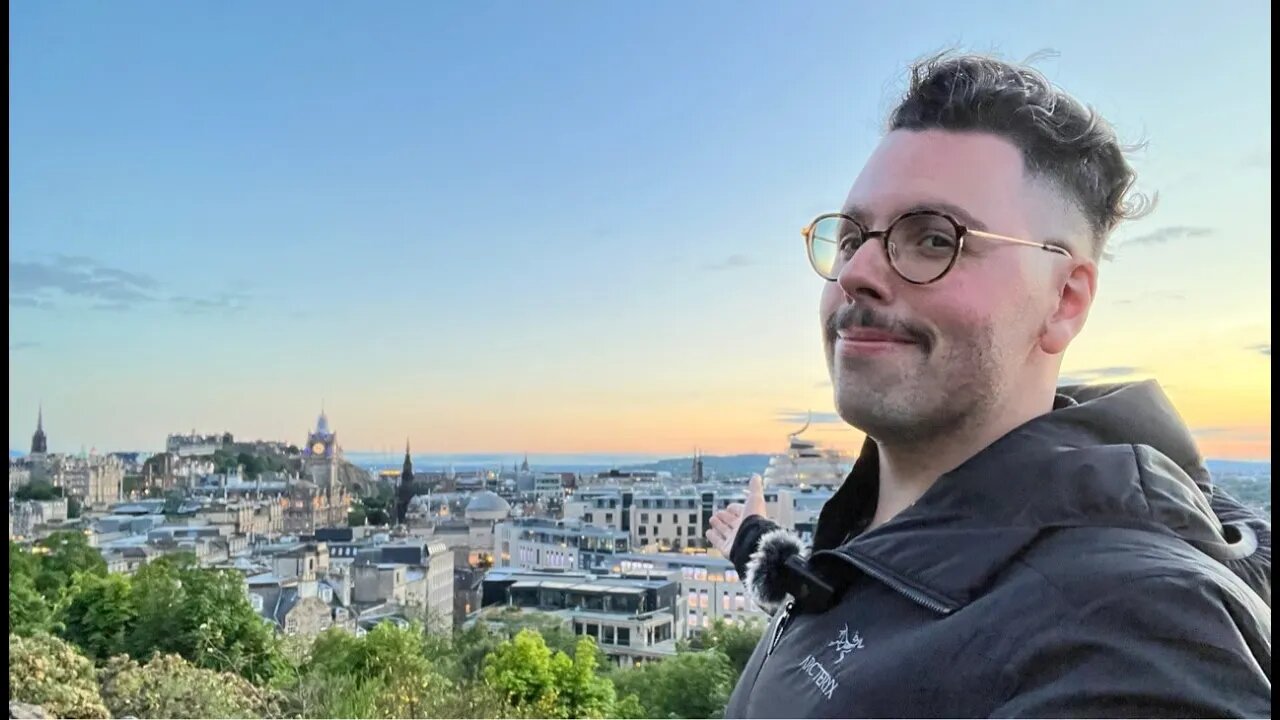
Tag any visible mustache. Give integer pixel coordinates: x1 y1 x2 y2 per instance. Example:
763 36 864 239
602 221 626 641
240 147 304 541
823 304 933 351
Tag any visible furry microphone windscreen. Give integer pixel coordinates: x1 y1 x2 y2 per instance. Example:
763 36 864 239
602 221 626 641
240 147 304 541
744 527 810 615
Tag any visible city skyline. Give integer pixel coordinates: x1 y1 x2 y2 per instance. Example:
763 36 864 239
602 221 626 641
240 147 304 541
10 1 1272 460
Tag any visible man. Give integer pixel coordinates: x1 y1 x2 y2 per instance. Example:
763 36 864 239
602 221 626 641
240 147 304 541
707 53 1271 718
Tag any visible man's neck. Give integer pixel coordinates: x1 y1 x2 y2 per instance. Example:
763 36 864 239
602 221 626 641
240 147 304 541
868 392 1056 530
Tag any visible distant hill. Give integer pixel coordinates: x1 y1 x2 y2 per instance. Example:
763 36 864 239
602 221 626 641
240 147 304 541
623 454 774 477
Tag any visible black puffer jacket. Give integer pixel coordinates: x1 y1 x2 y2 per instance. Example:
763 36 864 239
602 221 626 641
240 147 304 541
726 382 1271 718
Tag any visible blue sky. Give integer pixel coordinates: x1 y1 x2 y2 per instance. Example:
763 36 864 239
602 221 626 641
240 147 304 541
9 1 1272 458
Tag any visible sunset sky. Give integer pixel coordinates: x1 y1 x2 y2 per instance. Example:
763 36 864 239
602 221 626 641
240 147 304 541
9 1 1271 460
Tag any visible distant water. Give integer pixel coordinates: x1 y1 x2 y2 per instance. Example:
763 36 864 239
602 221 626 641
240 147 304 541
1205 459 1272 476
347 452 1270 478
344 452 668 474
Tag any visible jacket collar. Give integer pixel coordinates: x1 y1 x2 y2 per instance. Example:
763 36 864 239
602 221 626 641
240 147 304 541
809 381 1225 609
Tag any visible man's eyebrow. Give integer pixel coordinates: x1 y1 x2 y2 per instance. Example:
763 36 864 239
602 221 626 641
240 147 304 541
840 202 991 232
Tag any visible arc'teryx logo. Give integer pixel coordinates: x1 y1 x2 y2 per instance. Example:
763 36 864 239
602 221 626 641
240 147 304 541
794 624 865 701
826 624 864 664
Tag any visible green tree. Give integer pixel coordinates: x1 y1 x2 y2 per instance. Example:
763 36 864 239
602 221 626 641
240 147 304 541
556 636 617 719
366 508 390 526
33 531 107 599
611 649 736 719
127 555 288 686
291 622 456 718
680 618 765 675
59 572 136 660
66 496 83 519
238 451 266 478
484 628 567 717
122 474 145 497
479 608 610 669
9 542 53 636
483 629 617 719
348 505 368 527
450 621 506 682
7 633 110 719
10 572 54 636
163 489 187 514
212 447 237 474
14 480 63 501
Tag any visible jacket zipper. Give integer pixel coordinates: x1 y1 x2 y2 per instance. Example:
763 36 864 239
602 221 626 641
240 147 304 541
766 601 794 656
812 548 958 615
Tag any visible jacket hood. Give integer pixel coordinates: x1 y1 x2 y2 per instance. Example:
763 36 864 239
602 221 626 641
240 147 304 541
808 380 1270 609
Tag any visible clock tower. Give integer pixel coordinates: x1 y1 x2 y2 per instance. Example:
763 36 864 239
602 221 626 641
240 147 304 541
303 406 340 491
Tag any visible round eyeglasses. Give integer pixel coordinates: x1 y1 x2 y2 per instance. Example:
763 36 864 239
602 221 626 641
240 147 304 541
802 210 1072 285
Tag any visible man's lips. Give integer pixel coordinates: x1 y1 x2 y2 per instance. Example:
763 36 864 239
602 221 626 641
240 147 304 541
837 328 917 344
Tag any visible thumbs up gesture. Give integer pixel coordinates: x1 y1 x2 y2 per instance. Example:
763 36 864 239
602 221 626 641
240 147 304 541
707 474 767 557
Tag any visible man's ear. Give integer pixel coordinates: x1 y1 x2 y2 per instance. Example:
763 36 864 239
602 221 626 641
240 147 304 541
1040 260 1097 355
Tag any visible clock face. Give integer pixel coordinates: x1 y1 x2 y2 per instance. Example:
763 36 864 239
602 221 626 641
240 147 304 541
312 442 326 455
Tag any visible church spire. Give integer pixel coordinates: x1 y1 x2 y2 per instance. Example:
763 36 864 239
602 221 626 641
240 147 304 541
31 405 48 455
521 453 530 472
316 400 330 435
396 437 415 526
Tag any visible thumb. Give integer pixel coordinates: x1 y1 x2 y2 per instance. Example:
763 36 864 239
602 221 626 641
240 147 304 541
745 474 767 517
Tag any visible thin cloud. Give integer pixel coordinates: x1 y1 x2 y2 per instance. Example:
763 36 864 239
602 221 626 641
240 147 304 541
1058 366 1148 386
9 341 39 351
10 254 248 315
51 254 96 269
170 293 248 315
699 254 753 272
775 410 843 425
1193 426 1231 438
1247 343 1270 357
1193 426 1271 443
8 296 52 309
1112 291 1186 306
10 256 159 309
1114 226 1212 250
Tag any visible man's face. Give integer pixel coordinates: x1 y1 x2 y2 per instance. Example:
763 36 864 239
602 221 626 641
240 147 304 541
822 130 1083 443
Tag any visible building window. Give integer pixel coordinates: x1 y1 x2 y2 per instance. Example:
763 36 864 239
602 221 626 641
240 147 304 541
617 628 630 646
676 526 682 536
656 514 662 523
735 593 746 611
584 514 593 523
638 526 646 536
605 513 613 524
640 513 649 524
689 513 697 524
687 526 696 538
586 623 599 637
603 626 616 645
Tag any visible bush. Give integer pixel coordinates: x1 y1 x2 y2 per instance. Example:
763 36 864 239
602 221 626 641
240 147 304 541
289 623 457 718
99 653 280 719
7 633 109 719
483 629 616 719
611 649 736 719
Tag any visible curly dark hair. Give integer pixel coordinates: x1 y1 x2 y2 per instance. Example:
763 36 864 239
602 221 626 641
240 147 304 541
888 52 1150 258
